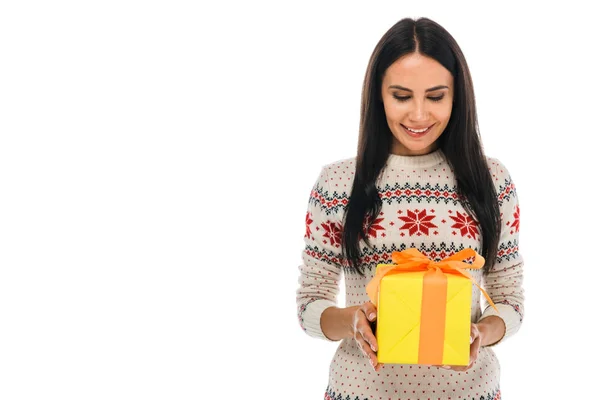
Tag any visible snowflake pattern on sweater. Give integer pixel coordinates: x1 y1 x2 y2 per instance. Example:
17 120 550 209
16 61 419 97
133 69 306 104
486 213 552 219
296 149 524 400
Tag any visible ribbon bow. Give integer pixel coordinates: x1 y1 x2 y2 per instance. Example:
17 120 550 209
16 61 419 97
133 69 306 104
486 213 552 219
366 248 498 312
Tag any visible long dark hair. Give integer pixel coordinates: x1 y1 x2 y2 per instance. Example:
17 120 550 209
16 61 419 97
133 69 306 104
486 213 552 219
342 17 501 276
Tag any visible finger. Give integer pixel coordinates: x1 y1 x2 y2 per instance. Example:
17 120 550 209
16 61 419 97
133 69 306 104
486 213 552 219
361 340 379 371
457 359 476 372
354 334 378 368
358 303 380 371
358 323 378 353
355 310 378 352
361 302 377 322
359 343 380 370
470 334 481 362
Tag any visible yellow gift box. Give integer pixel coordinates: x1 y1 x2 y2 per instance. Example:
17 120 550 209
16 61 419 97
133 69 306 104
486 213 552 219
366 249 498 366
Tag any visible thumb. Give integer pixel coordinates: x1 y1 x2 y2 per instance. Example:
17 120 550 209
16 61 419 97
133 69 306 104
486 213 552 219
470 323 480 344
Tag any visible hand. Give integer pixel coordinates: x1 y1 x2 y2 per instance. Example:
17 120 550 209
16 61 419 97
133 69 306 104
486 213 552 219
352 302 384 372
435 323 482 372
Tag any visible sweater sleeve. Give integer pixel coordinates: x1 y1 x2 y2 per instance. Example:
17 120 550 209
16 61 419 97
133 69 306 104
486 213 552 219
478 159 525 346
296 166 344 342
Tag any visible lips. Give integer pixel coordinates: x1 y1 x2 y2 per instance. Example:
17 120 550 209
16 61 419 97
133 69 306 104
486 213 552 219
401 123 435 138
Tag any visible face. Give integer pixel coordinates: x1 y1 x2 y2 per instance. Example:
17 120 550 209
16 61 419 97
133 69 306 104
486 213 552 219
381 53 454 156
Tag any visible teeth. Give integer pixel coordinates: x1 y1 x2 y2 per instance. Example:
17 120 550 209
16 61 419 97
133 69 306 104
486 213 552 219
406 126 429 133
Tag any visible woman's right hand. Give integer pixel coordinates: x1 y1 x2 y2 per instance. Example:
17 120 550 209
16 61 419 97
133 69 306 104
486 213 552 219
352 302 383 371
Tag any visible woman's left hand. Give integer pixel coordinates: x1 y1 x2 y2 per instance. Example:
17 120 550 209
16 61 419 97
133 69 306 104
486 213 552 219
435 323 482 372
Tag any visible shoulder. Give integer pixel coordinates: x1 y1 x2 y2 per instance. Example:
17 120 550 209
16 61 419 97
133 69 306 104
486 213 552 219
319 157 356 182
485 156 519 204
322 156 357 173
316 157 356 197
485 155 514 185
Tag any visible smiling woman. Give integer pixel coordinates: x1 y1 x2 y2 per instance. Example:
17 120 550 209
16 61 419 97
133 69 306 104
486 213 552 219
296 16 524 400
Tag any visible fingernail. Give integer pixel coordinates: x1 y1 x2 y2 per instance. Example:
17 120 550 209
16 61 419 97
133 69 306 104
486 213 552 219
369 358 374 366
369 313 376 320
470 336 474 344
371 344 377 352
441 365 451 369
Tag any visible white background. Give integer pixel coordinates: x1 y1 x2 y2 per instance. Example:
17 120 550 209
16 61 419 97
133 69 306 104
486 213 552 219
1 1 598 399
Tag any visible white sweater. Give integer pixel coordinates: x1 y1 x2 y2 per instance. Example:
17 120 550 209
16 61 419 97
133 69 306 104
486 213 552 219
296 149 524 400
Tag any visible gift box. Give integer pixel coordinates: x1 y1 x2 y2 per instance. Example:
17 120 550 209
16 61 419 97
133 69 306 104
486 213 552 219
366 248 497 366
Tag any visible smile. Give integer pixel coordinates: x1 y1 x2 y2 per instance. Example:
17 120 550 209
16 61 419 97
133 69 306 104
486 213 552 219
401 124 435 137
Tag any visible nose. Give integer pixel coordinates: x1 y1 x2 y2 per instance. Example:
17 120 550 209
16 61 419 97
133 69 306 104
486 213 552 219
409 101 429 121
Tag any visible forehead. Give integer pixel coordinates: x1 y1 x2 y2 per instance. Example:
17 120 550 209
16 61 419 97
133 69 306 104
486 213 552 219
383 53 453 88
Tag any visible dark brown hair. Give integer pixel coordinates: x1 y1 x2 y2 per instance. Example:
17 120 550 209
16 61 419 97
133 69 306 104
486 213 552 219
342 17 501 276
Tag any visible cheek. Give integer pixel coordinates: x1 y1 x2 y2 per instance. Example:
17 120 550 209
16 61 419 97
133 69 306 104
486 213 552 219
383 102 406 122
432 103 453 122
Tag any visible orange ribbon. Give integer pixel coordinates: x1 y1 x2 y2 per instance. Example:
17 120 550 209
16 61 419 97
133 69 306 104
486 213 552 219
366 248 498 365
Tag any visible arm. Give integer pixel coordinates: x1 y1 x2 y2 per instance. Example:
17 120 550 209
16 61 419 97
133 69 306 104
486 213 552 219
478 159 525 346
296 166 344 341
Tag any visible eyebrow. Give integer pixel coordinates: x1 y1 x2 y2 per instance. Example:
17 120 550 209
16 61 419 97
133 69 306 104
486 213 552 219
388 85 449 92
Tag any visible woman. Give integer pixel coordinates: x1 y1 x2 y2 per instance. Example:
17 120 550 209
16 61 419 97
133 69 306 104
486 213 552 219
296 17 524 399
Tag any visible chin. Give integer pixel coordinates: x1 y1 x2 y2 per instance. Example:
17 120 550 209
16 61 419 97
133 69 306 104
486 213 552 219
394 140 436 156
409 146 434 155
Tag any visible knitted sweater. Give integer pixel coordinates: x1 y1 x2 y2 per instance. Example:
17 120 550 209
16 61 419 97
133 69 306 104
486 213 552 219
296 149 524 400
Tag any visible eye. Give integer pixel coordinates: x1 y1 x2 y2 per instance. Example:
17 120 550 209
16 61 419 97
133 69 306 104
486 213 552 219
392 95 446 102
